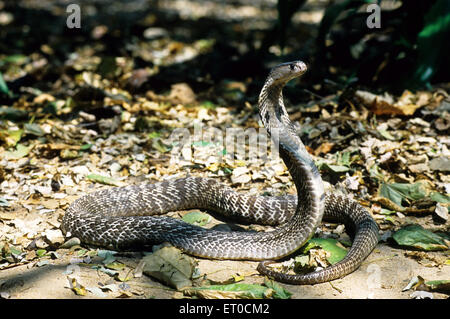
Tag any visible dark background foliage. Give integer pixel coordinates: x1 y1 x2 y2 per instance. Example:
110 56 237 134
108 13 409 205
0 0 449 104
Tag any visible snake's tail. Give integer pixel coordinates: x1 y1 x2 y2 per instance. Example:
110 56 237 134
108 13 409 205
257 217 379 285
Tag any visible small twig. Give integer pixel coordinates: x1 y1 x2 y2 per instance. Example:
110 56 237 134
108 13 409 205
329 281 343 293
303 89 325 100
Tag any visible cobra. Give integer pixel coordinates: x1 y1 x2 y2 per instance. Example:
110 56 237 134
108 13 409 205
62 61 379 284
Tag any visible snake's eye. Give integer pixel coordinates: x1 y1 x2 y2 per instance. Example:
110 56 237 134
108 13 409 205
289 64 295 71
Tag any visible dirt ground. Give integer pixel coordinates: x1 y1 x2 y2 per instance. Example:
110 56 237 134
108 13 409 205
0 231 448 299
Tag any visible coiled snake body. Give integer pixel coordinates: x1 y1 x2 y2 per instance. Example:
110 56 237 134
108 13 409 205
62 61 379 284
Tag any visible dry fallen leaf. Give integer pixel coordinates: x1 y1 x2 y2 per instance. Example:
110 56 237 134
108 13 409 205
142 246 196 290
314 142 334 156
355 90 426 116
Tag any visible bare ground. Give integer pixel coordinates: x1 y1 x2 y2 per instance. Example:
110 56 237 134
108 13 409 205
1 237 448 299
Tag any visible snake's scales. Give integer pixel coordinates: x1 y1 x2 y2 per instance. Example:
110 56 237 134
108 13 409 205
62 61 379 284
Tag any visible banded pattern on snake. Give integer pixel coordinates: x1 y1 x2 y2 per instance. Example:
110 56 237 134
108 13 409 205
62 61 379 284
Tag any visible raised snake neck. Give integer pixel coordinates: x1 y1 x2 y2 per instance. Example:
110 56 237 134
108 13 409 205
62 61 379 284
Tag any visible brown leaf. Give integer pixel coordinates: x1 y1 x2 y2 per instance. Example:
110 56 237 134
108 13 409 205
42 199 60 210
33 93 55 104
314 142 334 156
356 90 425 116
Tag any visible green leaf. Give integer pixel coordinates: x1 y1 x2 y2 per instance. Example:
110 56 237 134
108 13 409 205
142 246 196 290
0 72 11 97
64 96 74 109
412 0 450 85
380 208 396 215
86 174 120 186
392 224 448 251
152 138 171 153
0 129 23 147
97 56 120 79
79 143 93 151
384 216 396 224
182 211 211 227
378 129 396 141
195 39 216 52
221 166 233 175
324 164 350 173
148 131 161 139
97 250 117 264
369 164 384 181
336 151 352 166
430 192 450 204
76 248 88 257
0 107 28 121
436 231 450 241
36 249 47 257
42 101 58 115
431 192 450 212
24 123 45 137
425 280 450 294
0 54 28 66
184 283 275 299
263 278 292 299
8 129 23 144
316 160 350 173
293 254 310 269
60 149 80 159
9 245 22 256
426 280 450 287
379 182 428 208
303 238 348 264
5 143 32 160
105 261 126 270
200 101 217 109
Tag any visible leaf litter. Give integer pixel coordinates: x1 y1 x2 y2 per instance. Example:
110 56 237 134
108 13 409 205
1 78 449 299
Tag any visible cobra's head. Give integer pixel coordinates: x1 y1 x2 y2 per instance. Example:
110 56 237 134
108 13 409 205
268 61 307 84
